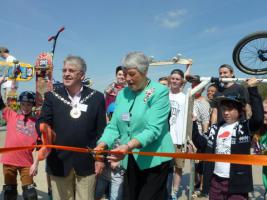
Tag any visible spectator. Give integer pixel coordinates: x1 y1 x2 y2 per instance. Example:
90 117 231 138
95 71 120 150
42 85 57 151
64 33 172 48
158 76 169 86
0 47 18 104
259 99 267 197
193 77 263 199
192 81 210 134
211 64 251 124
191 81 210 197
95 102 125 200
168 69 186 200
95 51 174 200
207 84 218 102
0 76 39 200
104 66 126 109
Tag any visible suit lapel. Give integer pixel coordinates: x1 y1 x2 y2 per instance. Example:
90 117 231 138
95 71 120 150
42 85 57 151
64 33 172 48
81 86 91 100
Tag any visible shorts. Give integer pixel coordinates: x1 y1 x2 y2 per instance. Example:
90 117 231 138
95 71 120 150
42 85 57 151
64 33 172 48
3 164 33 186
173 145 185 169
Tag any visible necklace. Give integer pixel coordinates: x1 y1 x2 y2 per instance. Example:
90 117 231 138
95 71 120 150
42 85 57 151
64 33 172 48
51 90 96 118
70 105 81 118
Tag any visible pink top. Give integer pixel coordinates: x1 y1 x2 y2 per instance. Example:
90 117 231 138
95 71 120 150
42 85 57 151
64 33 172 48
1 108 38 167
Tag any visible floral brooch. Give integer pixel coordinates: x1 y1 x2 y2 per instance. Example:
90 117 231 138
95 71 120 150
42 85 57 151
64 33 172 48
144 88 155 102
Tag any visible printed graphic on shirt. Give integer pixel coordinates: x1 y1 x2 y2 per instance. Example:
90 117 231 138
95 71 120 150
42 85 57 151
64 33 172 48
218 131 230 138
170 100 181 126
16 119 35 136
216 130 232 155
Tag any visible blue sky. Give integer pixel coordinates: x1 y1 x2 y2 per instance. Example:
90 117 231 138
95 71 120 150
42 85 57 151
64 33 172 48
1 0 267 93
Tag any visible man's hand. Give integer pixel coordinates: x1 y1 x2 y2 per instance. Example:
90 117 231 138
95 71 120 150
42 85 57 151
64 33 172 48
246 77 258 87
187 59 193 66
95 161 105 175
93 142 107 162
93 142 107 175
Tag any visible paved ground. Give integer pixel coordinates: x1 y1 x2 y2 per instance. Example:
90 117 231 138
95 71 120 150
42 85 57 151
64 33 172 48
0 129 265 199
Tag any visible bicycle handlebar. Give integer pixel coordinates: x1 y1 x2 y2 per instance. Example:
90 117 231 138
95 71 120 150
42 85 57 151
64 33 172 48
48 26 65 58
58 27 65 33
48 27 65 42
48 36 54 42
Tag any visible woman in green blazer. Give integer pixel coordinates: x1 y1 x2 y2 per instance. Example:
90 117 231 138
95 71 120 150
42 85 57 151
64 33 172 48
95 51 175 200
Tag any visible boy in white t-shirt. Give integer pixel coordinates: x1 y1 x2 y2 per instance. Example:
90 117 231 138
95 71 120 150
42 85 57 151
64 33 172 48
168 69 186 200
192 77 263 200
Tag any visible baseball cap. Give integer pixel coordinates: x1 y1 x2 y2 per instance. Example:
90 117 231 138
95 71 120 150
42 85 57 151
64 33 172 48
215 94 245 106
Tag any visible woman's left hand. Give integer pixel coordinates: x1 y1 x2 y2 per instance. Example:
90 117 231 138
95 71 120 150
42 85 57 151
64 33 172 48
107 144 129 162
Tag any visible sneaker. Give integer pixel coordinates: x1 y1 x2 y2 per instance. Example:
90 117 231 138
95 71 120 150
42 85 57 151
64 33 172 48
192 190 208 199
170 187 183 200
170 193 178 200
192 190 201 199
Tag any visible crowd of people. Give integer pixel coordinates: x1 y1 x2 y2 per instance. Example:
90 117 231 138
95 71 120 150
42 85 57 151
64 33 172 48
0 47 266 200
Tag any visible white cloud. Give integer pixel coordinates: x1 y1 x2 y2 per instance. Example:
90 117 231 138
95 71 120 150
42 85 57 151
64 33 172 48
155 9 187 29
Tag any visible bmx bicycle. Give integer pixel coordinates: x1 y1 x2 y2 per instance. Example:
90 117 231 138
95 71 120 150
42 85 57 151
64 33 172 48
233 31 267 75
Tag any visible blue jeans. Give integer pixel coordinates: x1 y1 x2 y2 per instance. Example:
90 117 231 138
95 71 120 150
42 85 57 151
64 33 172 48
95 166 124 200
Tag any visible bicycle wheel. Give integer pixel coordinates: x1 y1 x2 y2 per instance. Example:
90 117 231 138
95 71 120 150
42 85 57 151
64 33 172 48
233 31 267 75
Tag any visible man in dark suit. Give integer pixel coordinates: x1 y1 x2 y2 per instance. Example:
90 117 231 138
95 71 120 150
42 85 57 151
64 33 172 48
37 55 106 200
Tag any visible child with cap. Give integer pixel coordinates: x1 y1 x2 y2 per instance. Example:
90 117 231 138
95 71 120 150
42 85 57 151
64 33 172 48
95 102 125 200
192 77 263 199
0 77 39 200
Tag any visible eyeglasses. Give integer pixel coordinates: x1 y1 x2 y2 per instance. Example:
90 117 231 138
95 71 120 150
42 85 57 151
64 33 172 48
62 68 81 74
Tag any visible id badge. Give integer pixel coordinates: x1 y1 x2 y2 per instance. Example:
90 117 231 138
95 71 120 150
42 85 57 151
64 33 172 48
121 113 131 122
77 103 88 112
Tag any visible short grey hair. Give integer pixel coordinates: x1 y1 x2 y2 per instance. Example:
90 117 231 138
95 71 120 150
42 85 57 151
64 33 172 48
64 55 87 74
122 51 149 74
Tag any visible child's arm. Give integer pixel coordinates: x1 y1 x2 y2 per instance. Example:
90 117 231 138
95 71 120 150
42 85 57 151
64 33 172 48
184 60 192 81
30 150 39 176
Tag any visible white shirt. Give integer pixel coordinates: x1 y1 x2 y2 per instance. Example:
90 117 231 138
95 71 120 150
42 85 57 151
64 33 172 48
214 121 238 178
169 92 186 145
66 86 83 107
2 55 17 89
